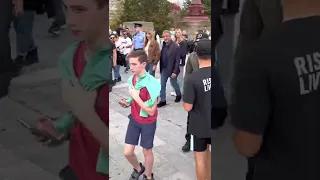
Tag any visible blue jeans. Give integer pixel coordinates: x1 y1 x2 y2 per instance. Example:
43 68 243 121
113 65 121 79
13 11 36 55
177 66 184 91
146 62 156 77
160 68 181 102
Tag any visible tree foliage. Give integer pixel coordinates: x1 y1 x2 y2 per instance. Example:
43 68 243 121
118 0 173 33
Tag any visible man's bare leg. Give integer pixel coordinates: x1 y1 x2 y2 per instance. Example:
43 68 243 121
194 149 209 180
143 148 154 179
206 145 211 180
124 144 141 171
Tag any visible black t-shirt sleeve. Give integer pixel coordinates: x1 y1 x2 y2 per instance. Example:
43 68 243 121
230 52 270 135
183 76 195 104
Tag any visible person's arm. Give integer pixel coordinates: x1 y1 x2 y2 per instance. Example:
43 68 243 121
132 97 157 116
231 51 270 158
112 48 117 66
131 37 135 51
185 54 194 75
182 77 195 111
173 45 181 75
77 110 108 150
153 42 161 64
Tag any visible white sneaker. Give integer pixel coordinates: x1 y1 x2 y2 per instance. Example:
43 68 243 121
171 92 177 96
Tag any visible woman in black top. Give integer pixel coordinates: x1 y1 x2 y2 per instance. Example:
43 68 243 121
174 29 188 66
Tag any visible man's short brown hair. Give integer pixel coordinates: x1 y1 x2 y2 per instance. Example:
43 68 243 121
127 50 148 64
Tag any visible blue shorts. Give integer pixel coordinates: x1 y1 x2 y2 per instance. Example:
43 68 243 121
125 115 157 149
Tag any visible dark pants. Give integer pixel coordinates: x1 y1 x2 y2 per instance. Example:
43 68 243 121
246 159 254 180
185 113 190 141
145 62 156 77
0 0 14 98
44 0 55 18
53 0 66 26
180 55 186 66
44 0 65 25
59 165 78 180
0 0 13 73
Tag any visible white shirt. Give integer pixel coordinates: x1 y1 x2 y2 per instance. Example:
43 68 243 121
156 34 160 45
145 41 151 56
117 37 132 55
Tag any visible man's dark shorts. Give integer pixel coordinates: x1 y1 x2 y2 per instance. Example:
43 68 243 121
190 135 211 152
125 114 157 149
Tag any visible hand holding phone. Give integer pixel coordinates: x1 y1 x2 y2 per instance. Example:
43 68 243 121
118 99 130 108
18 117 65 146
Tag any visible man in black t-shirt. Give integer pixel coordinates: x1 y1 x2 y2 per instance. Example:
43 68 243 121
183 39 211 180
231 1 320 180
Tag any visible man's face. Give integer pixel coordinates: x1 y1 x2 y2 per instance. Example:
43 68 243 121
163 32 171 43
123 32 127 38
135 27 141 33
120 24 123 28
65 0 107 41
129 57 146 74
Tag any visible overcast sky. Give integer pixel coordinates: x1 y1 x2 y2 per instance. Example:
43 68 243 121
167 0 185 6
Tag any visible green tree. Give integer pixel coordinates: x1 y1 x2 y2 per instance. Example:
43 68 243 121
203 0 211 19
118 0 173 33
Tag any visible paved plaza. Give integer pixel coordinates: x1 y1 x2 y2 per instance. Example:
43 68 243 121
0 11 247 180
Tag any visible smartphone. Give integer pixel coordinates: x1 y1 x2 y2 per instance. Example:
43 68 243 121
17 118 61 141
116 100 129 108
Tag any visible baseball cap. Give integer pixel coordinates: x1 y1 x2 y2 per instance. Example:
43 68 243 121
196 39 211 57
195 32 209 41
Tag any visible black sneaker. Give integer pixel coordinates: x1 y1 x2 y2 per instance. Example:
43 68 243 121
113 77 121 83
14 48 39 67
182 140 190 152
14 55 26 67
25 48 39 66
157 101 166 108
174 95 182 102
9 62 23 78
48 21 61 36
116 77 121 82
129 163 145 180
0 72 12 98
142 173 155 180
